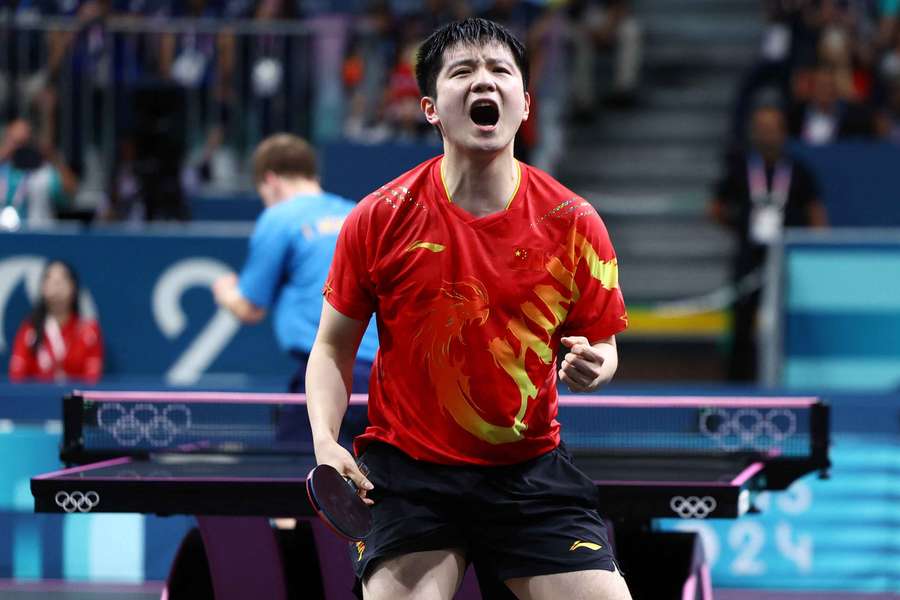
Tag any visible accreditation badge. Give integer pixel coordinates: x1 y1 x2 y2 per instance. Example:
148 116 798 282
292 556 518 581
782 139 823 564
0 206 21 231
750 204 782 245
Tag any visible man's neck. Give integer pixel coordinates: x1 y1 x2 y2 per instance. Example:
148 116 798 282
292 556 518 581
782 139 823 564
277 178 322 203
441 148 519 218
758 148 783 164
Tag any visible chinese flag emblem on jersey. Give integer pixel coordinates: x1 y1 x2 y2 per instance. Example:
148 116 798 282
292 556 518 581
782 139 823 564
512 247 544 271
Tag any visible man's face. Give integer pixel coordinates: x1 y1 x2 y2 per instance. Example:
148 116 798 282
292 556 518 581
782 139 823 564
423 41 530 155
751 109 786 155
811 70 838 110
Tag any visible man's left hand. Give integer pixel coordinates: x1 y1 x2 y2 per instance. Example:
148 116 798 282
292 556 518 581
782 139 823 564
558 336 614 393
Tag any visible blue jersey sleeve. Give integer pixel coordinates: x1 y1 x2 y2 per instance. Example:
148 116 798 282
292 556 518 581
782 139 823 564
238 206 295 309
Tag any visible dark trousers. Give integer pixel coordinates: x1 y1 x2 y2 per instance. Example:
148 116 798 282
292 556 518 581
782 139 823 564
728 289 761 382
277 351 373 445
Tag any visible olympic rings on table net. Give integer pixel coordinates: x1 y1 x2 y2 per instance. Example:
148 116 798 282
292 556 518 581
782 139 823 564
670 495 717 519
55 491 100 513
96 402 192 447
699 408 797 451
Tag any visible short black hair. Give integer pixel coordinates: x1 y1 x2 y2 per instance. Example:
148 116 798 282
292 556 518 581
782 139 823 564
415 17 529 100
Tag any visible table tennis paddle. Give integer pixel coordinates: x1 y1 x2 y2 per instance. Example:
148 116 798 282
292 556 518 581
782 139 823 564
306 464 372 541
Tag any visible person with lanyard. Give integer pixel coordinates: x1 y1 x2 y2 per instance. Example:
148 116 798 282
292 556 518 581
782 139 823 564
9 260 103 383
710 104 828 381
0 118 77 231
306 18 632 600
213 134 378 395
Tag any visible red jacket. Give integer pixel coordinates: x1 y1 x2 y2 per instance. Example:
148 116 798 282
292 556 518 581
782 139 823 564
9 316 104 383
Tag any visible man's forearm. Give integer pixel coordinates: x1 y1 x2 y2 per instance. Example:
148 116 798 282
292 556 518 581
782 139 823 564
305 341 356 445
218 286 265 323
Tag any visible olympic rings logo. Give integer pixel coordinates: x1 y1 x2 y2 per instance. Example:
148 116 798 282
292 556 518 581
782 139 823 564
699 408 797 451
55 491 100 513
670 495 717 519
96 402 192 447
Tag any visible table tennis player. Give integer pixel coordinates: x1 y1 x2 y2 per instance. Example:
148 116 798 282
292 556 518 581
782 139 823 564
212 134 378 394
306 17 632 600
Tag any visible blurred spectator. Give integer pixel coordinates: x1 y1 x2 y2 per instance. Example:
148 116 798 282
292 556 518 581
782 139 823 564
28 0 117 178
8 260 103 384
244 0 302 140
382 37 429 141
97 136 144 221
0 118 79 230
417 0 471 33
160 0 236 188
732 0 889 144
106 84 189 221
0 118 31 164
731 1 796 143
481 0 540 42
343 0 400 143
570 0 643 114
788 64 875 143
710 105 828 381
525 6 570 172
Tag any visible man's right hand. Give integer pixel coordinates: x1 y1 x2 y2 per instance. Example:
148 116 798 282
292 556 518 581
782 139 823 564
314 439 374 505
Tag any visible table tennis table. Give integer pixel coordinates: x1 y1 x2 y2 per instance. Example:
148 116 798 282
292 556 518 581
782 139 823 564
31 391 830 600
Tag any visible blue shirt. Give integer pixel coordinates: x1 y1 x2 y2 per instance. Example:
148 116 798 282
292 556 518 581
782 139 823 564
238 192 378 361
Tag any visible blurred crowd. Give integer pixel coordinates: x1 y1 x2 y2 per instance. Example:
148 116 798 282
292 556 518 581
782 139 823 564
735 0 900 145
1 0 641 226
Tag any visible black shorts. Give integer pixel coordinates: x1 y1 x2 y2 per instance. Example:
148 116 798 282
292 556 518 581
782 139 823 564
351 442 619 588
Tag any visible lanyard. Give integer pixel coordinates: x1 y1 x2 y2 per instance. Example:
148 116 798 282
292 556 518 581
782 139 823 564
746 155 792 211
1 169 31 212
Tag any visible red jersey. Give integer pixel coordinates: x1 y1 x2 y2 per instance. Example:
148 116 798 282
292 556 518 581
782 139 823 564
325 156 627 465
8 316 104 383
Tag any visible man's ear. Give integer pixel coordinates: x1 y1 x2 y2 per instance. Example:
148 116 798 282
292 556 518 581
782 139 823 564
421 96 440 127
522 90 531 122
263 171 283 196
262 171 276 185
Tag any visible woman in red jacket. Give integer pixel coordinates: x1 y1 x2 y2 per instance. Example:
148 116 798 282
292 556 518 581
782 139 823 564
8 260 103 383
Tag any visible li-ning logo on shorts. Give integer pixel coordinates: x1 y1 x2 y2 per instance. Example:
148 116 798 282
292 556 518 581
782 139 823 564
55 491 100 513
355 541 366 561
97 402 191 447
670 496 717 519
569 540 602 552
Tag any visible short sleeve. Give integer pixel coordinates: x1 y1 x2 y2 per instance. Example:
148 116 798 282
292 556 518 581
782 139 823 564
559 211 628 344
238 206 293 309
323 201 377 321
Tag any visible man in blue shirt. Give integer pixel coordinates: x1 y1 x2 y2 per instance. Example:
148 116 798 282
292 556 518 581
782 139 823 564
213 133 377 392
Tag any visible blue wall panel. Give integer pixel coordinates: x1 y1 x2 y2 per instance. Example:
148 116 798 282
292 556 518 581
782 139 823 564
0 229 295 385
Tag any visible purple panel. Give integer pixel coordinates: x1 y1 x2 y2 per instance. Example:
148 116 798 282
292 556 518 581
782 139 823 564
307 518 357 600
455 566 483 600
197 516 287 600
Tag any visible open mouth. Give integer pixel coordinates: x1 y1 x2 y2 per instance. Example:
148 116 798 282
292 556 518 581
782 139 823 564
469 100 500 127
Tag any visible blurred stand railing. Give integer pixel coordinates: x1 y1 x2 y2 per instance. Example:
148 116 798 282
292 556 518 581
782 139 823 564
1 15 354 206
